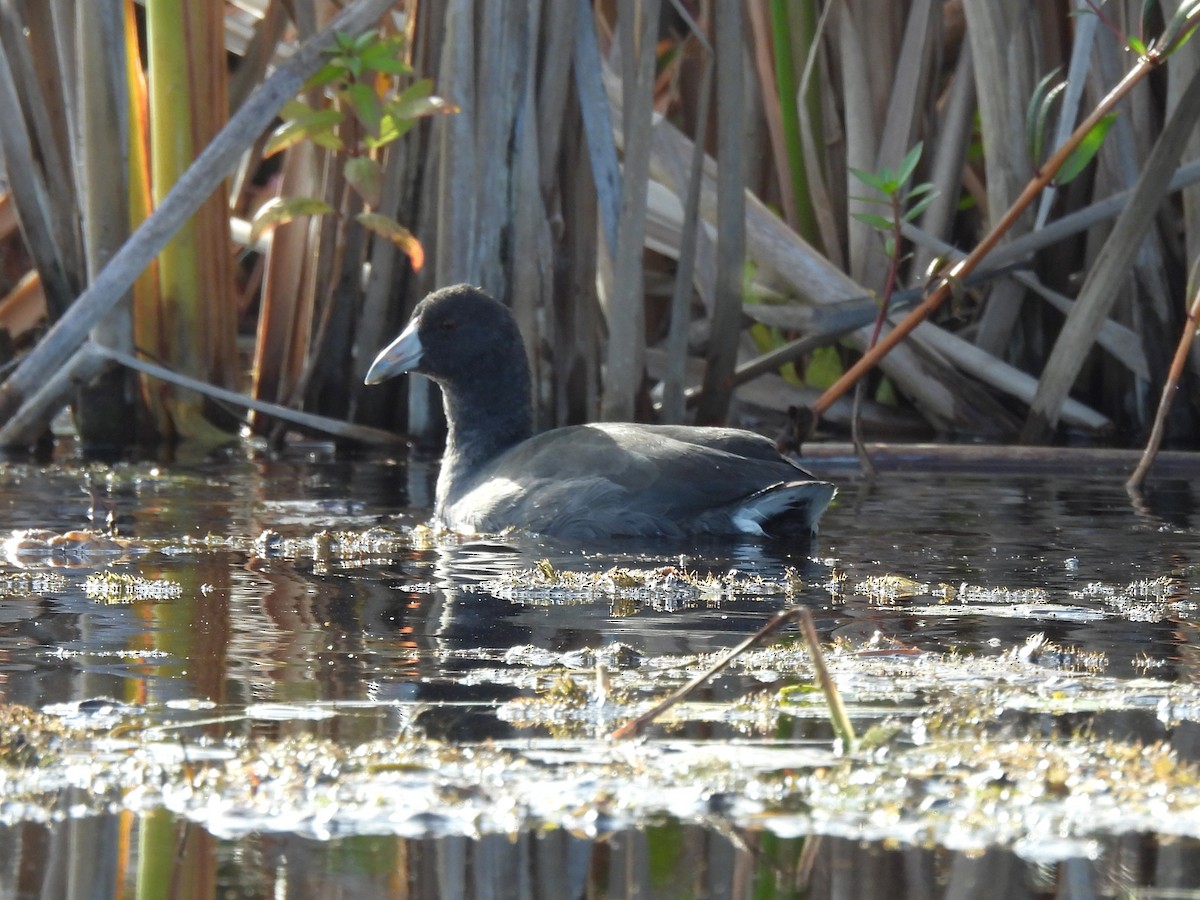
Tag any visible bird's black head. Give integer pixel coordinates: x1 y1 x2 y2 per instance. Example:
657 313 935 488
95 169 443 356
364 284 526 388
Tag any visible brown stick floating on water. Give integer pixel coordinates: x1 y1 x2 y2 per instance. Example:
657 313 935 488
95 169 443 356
610 607 855 749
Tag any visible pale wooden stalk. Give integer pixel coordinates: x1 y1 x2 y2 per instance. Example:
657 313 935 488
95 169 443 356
861 0 937 292
746 0 796 228
911 37 974 279
601 0 658 422
511 1 555 429
835 4 877 285
574 0 620 254
659 51 712 424
694 0 743 424
6 341 402 448
0 2 84 302
795 0 842 268
961 0 1039 359
419 0 476 442
73 0 137 445
0 34 76 318
1087 24 1174 428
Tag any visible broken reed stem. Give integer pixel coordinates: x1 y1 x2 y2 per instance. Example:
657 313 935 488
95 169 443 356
809 54 1155 422
797 607 855 751
610 608 800 739
1127 280 1200 490
610 606 854 749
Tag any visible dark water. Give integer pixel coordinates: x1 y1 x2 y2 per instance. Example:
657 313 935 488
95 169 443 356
0 445 1198 898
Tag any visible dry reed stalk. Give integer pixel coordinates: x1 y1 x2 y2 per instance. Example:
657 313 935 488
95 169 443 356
693 0 742 424
1024 65 1200 441
74 0 138 444
808 35 1182 432
0 19 76 320
961 0 1038 359
0 0 397 445
602 0 658 422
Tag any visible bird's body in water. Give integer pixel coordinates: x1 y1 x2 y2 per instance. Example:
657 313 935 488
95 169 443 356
365 284 835 540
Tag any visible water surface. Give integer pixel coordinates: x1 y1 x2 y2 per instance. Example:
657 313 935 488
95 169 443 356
0 446 1197 898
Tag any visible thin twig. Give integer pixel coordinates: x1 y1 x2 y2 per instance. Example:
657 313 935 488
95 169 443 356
610 606 855 748
94 344 403 445
610 608 802 739
1127 278 1200 491
797 608 855 751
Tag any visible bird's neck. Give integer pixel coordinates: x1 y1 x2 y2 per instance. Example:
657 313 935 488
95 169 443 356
436 370 532 510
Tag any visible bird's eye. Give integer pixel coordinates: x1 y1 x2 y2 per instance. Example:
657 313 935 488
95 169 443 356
439 318 457 332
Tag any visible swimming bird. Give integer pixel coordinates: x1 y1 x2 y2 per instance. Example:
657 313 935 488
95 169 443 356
365 284 835 539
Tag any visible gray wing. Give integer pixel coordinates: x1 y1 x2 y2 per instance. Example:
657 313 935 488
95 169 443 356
445 424 824 538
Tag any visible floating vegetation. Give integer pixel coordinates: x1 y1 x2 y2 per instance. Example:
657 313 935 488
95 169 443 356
1 630 1200 852
854 573 931 601
1008 632 1108 674
0 570 68 598
1068 576 1186 622
83 571 183 603
480 560 805 610
2 529 149 568
854 574 1049 606
251 526 413 570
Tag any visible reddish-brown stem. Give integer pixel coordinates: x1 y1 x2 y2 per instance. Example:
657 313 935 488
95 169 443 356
1127 282 1200 490
809 53 1156 421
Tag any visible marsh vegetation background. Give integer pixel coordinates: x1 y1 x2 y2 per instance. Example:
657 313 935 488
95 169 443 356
0 0 1195 456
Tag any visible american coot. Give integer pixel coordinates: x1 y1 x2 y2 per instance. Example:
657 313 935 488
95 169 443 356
365 284 836 539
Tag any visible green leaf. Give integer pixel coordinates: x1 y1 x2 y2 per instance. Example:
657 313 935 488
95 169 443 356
903 190 939 222
804 345 845 389
263 108 345 157
366 117 414 150
896 142 923 186
367 88 459 150
874 374 899 405
1158 0 1200 55
350 28 380 54
848 165 894 194
249 196 334 245
279 99 314 119
1055 112 1116 185
1128 35 1148 55
343 82 382 135
1026 69 1064 167
356 213 425 270
310 130 345 152
344 156 383 207
303 62 344 91
852 211 895 231
360 35 411 74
